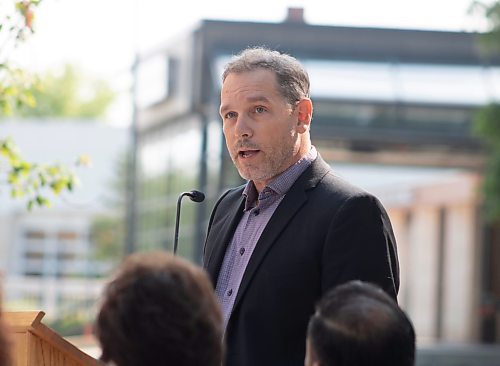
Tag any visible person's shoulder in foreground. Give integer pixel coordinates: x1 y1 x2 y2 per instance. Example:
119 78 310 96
306 280 415 366
95 251 224 366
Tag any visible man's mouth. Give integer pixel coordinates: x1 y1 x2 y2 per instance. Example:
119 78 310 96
238 149 259 158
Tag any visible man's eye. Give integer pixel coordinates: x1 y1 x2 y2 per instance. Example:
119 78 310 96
255 106 266 113
225 112 237 119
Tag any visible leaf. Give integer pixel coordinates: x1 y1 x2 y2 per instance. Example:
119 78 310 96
38 172 46 186
21 91 36 107
10 188 24 198
2 102 12 115
8 171 19 184
50 180 66 195
76 154 92 167
35 195 47 206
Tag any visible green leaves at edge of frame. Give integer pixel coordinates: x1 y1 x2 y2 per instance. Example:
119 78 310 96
481 151 500 221
473 103 500 147
26 195 51 211
473 102 500 222
1 138 80 210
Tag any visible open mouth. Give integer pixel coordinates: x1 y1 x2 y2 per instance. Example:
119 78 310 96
238 149 259 158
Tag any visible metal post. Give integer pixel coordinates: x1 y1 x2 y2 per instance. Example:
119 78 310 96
125 55 139 255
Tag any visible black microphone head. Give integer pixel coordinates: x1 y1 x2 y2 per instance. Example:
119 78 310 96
188 190 205 203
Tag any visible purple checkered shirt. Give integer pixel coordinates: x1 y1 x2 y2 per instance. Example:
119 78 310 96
215 147 318 329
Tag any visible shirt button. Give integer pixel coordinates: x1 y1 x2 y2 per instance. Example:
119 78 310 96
227 289 233 297
239 247 245 255
253 209 260 216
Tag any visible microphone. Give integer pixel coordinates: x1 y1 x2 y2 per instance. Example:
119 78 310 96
187 190 205 203
173 190 205 255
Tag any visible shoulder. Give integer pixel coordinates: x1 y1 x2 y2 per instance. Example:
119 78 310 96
306 155 368 197
321 170 368 197
310 160 373 203
317 173 392 235
303 159 387 218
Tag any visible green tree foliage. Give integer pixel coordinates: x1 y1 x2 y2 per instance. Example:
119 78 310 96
0 138 90 209
472 1 500 221
0 65 37 115
0 0 88 209
13 64 115 118
471 1 500 53
0 0 41 114
474 103 500 220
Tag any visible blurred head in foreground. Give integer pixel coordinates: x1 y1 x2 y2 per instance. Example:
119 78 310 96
306 280 415 366
95 251 223 366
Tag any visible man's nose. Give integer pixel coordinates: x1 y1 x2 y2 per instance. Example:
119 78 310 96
234 115 253 138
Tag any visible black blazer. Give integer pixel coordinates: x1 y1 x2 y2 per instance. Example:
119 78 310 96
203 156 399 366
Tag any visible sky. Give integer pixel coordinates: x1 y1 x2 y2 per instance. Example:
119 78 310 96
16 0 494 125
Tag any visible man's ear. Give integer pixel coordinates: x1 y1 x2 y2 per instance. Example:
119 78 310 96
296 98 313 133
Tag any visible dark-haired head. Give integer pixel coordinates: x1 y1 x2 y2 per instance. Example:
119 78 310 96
95 251 223 366
306 280 415 366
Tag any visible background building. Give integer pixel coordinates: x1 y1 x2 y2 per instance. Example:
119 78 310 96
130 9 500 347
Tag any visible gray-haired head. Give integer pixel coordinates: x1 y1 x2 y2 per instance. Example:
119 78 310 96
222 47 310 106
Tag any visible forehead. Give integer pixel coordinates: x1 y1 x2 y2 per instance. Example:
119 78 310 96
220 69 282 102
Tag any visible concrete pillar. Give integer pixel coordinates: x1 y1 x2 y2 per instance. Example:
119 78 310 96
407 206 440 343
442 204 476 342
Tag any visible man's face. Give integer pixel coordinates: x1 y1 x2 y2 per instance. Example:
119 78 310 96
220 69 306 191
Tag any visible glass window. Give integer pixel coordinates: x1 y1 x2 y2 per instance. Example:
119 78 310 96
304 60 395 101
137 54 169 108
214 55 500 106
137 117 202 256
397 64 492 105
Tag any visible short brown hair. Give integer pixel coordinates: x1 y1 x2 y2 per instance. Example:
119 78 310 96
95 252 223 366
222 47 310 105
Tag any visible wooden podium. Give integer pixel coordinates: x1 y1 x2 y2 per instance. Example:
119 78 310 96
4 311 102 366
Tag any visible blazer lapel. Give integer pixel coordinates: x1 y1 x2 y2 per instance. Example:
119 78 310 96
231 156 331 313
205 194 245 284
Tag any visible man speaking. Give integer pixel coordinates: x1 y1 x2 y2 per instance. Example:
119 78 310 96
203 47 399 366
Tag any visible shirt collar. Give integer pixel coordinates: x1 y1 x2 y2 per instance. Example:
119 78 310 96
242 146 318 211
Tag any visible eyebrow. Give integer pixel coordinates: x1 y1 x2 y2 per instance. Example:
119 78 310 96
220 95 272 115
247 95 271 104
